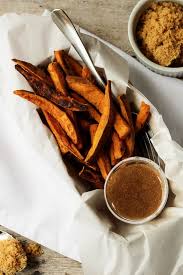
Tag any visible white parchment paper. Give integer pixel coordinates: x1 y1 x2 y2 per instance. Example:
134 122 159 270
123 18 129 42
0 12 183 275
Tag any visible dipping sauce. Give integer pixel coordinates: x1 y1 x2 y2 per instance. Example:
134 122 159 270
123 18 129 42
106 162 162 220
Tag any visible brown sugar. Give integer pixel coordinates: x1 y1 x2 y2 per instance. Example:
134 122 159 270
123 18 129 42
136 1 183 66
0 239 27 275
24 242 43 257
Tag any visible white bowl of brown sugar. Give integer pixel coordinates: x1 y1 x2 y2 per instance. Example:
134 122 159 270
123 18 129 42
128 0 183 77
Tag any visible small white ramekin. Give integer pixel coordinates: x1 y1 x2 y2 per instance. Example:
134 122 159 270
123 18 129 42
128 0 183 77
104 157 169 225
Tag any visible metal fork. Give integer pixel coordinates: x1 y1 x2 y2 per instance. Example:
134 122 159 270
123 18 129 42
135 123 165 171
51 9 164 170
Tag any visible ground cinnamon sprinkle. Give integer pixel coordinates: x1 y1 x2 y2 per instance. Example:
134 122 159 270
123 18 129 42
136 1 183 67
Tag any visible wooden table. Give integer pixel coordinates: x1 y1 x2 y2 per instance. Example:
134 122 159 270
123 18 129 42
0 0 138 274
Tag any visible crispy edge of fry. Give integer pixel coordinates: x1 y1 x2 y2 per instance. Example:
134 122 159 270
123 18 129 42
14 90 79 145
113 111 130 140
54 50 73 75
43 111 84 160
71 92 101 123
55 50 82 76
72 94 125 160
125 133 135 157
12 58 53 87
118 95 135 157
111 132 125 160
82 66 92 81
43 111 68 154
47 62 68 95
117 95 130 124
66 76 104 109
66 76 130 139
15 64 88 112
65 53 83 76
90 124 111 180
109 143 118 166
135 101 150 133
79 166 104 189
85 80 114 162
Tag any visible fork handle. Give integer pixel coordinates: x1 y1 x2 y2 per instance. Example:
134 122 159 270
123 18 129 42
51 9 105 89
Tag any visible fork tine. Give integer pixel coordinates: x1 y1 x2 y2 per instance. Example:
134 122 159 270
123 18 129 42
144 132 156 163
132 111 164 171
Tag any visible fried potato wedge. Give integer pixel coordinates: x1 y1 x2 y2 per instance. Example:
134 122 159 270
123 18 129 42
135 101 150 133
90 124 111 180
70 92 101 122
85 81 114 162
79 166 104 189
66 76 130 139
43 111 84 160
54 50 82 76
15 65 87 112
12 58 53 87
109 143 118 166
47 62 68 95
118 95 135 156
14 90 79 144
112 132 125 160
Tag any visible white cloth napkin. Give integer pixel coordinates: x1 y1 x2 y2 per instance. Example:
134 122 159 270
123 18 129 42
0 12 183 275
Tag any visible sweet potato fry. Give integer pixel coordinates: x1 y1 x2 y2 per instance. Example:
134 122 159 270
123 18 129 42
54 50 82 76
64 53 83 76
66 76 130 139
125 134 135 157
46 61 83 148
118 95 131 124
118 95 135 156
82 66 92 81
47 62 68 95
43 111 84 160
70 92 101 122
112 132 125 160
15 65 87 112
85 81 114 162
79 166 104 189
73 91 124 159
67 110 83 150
12 58 53 87
67 76 104 108
14 90 79 144
113 111 130 140
90 124 111 179
109 143 118 166
135 102 150 133
71 92 101 122
55 50 73 75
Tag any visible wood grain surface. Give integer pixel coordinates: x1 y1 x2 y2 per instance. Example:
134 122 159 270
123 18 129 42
0 0 138 274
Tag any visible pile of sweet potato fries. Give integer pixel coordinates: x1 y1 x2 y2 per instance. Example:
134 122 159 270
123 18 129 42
13 50 150 189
